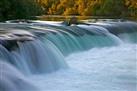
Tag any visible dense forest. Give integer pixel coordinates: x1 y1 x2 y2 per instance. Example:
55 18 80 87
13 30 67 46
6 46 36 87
0 0 137 21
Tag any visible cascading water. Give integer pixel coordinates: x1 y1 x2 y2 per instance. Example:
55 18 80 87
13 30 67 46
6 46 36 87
0 20 137 91
11 39 67 74
0 61 37 91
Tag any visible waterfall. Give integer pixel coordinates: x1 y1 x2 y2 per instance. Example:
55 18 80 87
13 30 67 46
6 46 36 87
0 20 137 91
0 39 68 74
0 61 37 91
43 24 124 55
92 21 137 43
78 25 123 44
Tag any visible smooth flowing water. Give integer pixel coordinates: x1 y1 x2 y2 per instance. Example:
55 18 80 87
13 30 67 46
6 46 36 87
0 20 137 91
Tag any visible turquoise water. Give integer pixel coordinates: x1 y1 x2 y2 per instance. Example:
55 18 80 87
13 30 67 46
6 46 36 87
0 20 137 91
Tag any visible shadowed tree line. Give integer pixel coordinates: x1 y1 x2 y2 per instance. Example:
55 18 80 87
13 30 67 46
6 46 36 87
0 0 42 21
0 0 137 21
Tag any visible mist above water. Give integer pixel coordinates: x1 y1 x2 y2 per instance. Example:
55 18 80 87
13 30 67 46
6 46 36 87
30 44 136 91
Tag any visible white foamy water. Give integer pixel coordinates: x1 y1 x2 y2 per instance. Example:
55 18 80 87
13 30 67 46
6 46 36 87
30 44 137 91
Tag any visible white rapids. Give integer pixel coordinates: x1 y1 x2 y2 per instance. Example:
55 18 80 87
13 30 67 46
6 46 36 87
30 44 137 91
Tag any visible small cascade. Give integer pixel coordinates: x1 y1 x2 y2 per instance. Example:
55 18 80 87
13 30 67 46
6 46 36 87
93 21 137 43
106 33 123 44
32 24 124 55
78 24 123 44
0 45 13 63
92 26 123 44
118 32 137 43
46 31 83 55
14 39 68 74
0 61 36 91
0 39 68 74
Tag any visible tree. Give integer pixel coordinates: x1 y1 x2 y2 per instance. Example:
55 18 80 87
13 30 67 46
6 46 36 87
76 0 88 15
125 0 137 17
63 8 78 15
0 0 11 20
0 0 42 21
98 0 127 16
0 0 137 21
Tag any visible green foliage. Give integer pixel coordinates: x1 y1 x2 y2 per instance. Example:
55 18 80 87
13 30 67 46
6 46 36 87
99 0 127 16
0 0 137 21
0 0 42 21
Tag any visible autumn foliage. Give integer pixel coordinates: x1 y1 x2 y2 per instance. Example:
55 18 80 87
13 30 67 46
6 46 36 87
0 0 137 21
